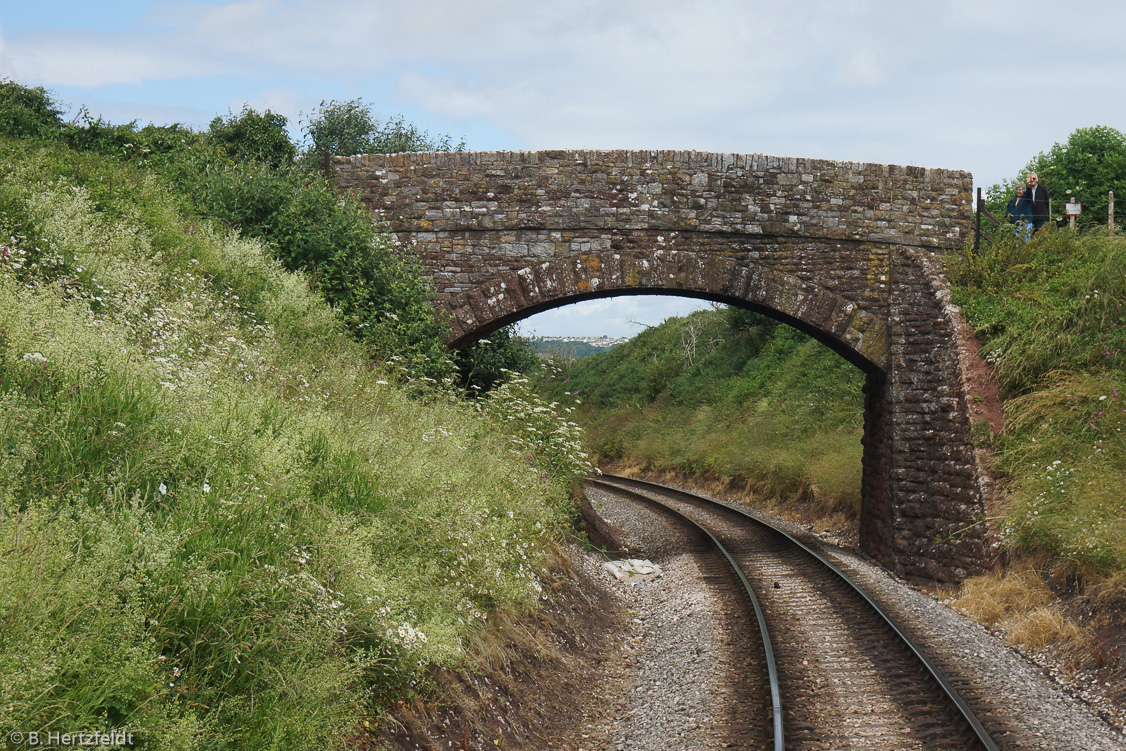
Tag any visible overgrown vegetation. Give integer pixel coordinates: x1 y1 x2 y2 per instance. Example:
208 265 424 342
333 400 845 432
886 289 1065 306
943 126 1126 675
0 80 516 387
301 98 464 166
948 225 1126 575
536 306 865 521
0 81 583 749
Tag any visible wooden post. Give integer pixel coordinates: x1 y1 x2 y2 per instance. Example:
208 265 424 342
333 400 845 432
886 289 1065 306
974 187 982 253
1110 191 1115 231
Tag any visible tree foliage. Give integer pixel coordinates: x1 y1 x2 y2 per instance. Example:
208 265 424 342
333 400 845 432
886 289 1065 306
1 80 207 163
0 79 64 140
208 106 296 168
173 157 454 378
457 326 540 394
301 98 463 164
987 125 1126 230
301 98 379 163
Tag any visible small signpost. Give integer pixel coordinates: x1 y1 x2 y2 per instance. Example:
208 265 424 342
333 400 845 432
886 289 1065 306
1066 200 1082 229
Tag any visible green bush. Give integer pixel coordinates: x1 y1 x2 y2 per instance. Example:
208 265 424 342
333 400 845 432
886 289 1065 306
301 99 462 166
0 79 64 140
167 150 454 378
456 325 540 394
208 106 296 169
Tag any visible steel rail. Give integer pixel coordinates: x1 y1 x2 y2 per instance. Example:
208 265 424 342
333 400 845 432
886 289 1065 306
589 478 784 750
594 473 1002 751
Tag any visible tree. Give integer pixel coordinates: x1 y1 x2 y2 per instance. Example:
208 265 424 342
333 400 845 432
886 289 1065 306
0 79 64 140
301 99 463 166
208 106 296 169
301 98 380 164
987 125 1126 230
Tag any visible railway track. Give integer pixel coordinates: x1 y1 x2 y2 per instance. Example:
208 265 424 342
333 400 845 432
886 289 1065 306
588 473 1002 751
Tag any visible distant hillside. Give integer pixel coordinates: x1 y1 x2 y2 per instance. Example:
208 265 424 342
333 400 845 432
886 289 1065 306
536 307 866 522
530 335 628 360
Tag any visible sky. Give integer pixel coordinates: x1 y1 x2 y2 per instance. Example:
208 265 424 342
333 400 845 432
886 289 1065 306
3 0 1125 337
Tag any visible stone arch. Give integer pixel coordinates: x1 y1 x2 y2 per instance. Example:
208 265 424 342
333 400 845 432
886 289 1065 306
438 250 889 374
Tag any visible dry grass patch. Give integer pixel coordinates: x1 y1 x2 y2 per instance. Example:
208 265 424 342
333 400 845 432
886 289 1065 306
1006 606 1089 654
951 565 1051 628
1090 568 1126 609
952 561 1090 657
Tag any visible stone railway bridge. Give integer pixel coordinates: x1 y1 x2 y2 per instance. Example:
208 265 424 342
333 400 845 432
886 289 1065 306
334 149 993 582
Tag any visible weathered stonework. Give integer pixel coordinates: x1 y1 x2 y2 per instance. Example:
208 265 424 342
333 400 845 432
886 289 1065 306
335 149 990 582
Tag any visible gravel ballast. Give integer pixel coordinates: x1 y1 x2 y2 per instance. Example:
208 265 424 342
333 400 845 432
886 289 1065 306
579 482 1126 750
571 486 735 750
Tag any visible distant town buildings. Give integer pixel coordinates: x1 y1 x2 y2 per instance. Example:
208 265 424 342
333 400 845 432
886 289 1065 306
529 335 628 359
533 335 630 348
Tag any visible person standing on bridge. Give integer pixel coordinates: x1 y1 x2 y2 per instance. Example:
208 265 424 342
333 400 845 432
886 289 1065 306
1006 185 1033 240
1025 172 1050 233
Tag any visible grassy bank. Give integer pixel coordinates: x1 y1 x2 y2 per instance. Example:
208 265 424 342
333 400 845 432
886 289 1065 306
948 226 1126 578
0 137 586 749
537 307 866 524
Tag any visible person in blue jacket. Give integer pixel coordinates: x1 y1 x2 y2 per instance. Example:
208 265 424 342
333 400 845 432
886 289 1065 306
1005 184 1033 241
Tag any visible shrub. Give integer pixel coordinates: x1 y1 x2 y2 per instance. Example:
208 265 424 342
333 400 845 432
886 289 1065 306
0 79 64 140
171 153 455 378
456 325 540 394
208 106 296 169
301 99 462 167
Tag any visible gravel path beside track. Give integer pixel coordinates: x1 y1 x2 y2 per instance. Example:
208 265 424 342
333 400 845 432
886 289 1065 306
571 485 768 750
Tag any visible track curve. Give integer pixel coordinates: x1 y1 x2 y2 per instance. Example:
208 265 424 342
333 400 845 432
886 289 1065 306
588 473 1001 750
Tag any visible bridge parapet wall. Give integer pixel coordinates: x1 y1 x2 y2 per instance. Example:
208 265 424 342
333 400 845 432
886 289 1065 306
335 149 970 244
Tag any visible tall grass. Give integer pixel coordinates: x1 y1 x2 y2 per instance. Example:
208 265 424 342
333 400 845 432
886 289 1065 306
0 138 586 749
949 226 1126 573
